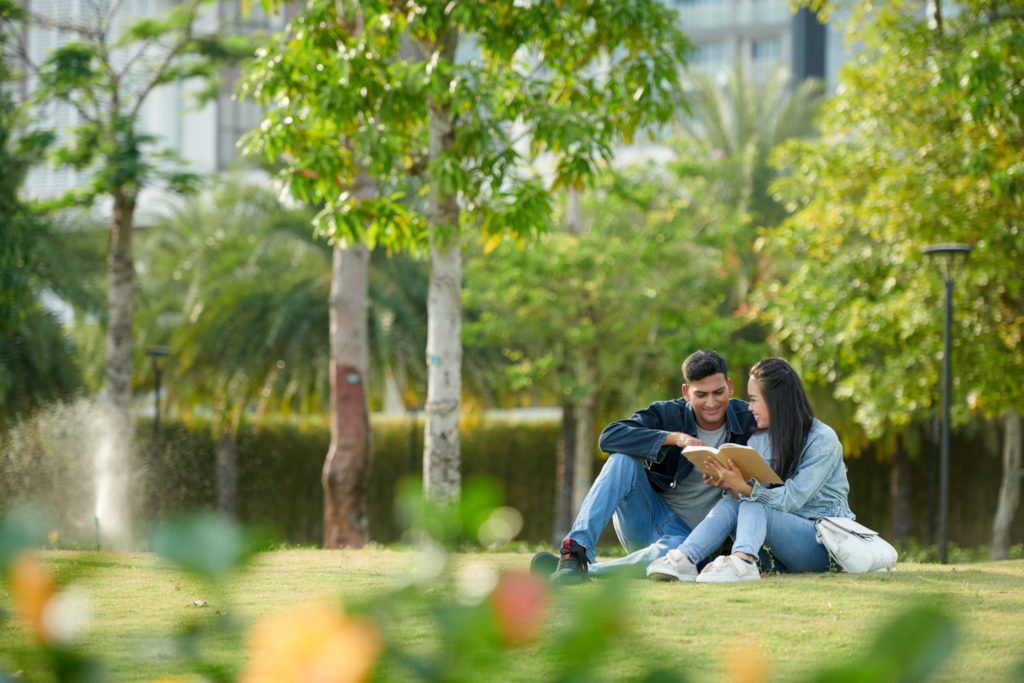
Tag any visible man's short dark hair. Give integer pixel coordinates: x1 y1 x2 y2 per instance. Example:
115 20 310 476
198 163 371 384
682 349 728 384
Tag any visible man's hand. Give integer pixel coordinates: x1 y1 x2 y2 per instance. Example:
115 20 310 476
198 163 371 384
664 432 707 449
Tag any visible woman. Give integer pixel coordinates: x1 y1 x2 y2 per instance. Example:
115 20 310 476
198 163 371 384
646 357 854 582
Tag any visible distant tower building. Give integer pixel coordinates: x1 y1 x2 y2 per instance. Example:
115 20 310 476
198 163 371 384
671 0 845 90
18 0 285 202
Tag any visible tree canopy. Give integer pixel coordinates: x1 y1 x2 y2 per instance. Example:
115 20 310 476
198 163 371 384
765 0 1024 436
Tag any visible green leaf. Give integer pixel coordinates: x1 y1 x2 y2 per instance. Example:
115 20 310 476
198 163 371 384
813 605 957 682
0 505 48 577
151 511 253 578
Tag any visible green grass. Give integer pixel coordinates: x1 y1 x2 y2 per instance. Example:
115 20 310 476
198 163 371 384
2 550 1024 681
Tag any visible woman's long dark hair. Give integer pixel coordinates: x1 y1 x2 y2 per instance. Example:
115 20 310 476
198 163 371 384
750 358 814 480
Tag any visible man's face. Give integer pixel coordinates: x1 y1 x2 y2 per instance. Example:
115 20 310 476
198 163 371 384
682 373 733 430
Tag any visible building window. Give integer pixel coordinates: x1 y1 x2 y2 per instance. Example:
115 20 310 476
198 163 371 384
751 0 789 24
751 37 783 61
677 0 731 29
693 42 728 68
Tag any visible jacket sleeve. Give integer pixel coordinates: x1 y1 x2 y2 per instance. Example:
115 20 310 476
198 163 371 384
740 423 842 513
598 402 677 463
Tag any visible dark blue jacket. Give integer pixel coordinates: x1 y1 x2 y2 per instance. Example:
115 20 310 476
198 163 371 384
598 398 758 492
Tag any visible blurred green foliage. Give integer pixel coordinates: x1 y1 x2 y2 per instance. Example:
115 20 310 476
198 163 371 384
3 494 1015 683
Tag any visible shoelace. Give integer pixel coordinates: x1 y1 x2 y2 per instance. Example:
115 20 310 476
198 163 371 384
666 548 687 564
708 554 739 573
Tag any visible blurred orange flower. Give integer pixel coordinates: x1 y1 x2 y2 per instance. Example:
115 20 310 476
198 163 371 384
8 554 56 644
721 642 770 683
489 571 550 647
240 603 382 683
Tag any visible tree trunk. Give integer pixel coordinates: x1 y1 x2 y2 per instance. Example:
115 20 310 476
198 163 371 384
553 189 585 542
422 29 462 504
990 410 1022 561
424 235 462 502
565 188 584 236
98 189 135 548
552 400 576 545
889 435 913 541
216 429 238 516
571 344 599 513
322 241 371 548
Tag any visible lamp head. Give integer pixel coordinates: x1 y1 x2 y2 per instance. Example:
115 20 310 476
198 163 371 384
921 242 973 281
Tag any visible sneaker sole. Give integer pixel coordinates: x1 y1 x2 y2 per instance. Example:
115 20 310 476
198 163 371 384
646 569 697 582
695 574 760 583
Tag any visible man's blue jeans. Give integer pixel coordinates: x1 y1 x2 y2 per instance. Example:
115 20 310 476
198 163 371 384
566 453 692 576
679 496 830 573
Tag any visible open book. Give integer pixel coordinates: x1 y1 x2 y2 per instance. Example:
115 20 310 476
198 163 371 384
682 443 783 485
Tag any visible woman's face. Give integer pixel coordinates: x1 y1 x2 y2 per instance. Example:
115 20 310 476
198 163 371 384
747 377 770 429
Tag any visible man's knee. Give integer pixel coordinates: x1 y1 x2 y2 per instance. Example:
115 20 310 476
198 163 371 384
601 452 646 479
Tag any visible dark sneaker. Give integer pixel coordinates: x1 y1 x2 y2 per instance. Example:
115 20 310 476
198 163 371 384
530 551 559 578
550 538 589 585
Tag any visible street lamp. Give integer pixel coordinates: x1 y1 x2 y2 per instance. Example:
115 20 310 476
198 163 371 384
921 243 972 564
146 346 169 520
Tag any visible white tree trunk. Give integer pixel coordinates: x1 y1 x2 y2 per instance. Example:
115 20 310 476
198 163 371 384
322 237 372 549
571 344 599 513
990 410 1022 561
424 237 462 503
98 189 135 549
421 29 462 504
565 187 584 236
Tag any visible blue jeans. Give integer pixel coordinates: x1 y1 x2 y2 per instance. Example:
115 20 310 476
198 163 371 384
565 453 692 576
679 496 830 573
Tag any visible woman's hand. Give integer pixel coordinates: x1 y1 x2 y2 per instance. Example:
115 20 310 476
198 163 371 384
702 471 728 489
704 457 753 498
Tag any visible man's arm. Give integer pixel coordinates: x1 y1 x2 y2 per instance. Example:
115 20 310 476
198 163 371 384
598 400 705 463
662 431 707 450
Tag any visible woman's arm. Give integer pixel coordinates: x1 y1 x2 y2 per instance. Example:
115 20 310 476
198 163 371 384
738 422 843 513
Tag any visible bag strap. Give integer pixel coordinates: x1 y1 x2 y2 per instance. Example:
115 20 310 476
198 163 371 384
816 517 879 539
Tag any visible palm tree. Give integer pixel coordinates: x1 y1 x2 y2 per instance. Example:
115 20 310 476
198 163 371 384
137 179 429 527
675 62 826 308
1 25 97 428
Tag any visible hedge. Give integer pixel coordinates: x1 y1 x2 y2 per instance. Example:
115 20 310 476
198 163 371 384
1 407 1021 551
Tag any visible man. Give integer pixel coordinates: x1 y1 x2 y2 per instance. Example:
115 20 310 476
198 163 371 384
533 349 758 583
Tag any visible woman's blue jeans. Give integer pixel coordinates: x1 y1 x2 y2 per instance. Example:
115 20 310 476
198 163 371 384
679 496 830 573
565 453 693 576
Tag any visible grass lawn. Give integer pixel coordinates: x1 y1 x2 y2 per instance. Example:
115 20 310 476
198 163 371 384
2 550 1023 681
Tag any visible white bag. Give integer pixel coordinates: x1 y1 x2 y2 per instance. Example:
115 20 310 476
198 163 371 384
814 517 898 573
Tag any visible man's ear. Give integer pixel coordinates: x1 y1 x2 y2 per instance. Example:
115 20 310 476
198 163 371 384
681 384 689 400
726 378 734 396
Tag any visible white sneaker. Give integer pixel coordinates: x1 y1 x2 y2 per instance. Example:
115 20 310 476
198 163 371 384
695 554 760 583
646 549 699 582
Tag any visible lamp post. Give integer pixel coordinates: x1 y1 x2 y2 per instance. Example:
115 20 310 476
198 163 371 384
921 243 972 564
146 346 169 520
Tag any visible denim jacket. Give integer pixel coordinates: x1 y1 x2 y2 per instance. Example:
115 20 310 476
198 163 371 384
739 418 855 519
598 398 758 493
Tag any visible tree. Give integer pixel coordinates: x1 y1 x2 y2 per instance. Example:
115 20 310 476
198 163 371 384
462 63 827 540
0 4 92 429
137 179 430 526
464 166 724 533
0 1 32 337
241 0 691 506
674 62 825 311
766 0 1024 551
3 0 250 537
